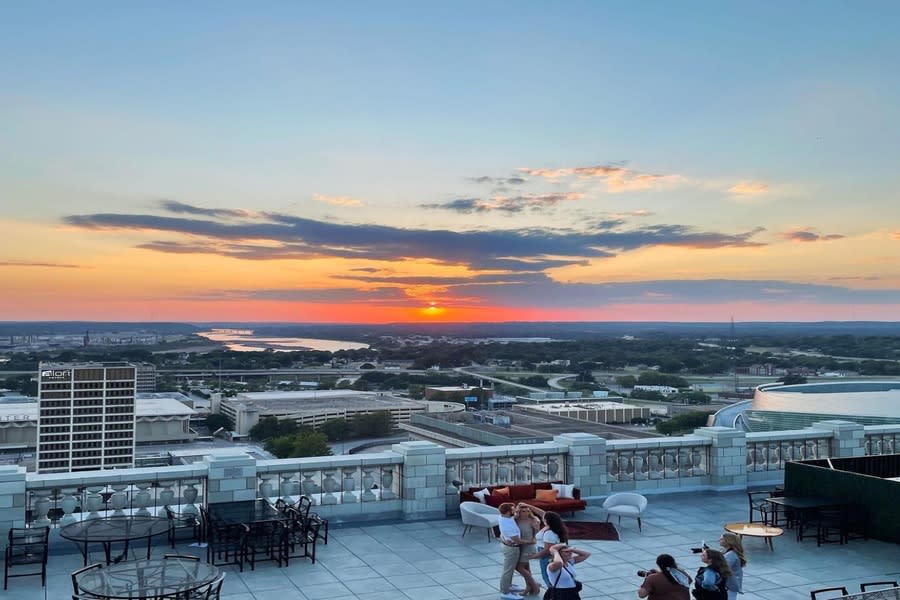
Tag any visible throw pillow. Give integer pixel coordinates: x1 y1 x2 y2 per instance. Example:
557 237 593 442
473 488 491 504
535 489 559 502
551 483 575 499
493 486 511 499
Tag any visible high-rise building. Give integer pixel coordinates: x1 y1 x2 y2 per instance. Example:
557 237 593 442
36 361 136 473
135 362 158 393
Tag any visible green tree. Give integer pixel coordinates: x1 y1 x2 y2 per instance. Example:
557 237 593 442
265 431 332 458
249 416 299 441
655 411 710 435
350 411 393 437
320 418 354 441
519 375 549 388
777 374 808 385
616 375 637 388
206 413 232 431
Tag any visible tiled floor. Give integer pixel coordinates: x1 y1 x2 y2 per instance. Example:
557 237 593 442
8 491 900 600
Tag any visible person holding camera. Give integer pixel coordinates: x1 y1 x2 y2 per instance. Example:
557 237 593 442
637 554 691 600
545 543 590 599
692 548 730 600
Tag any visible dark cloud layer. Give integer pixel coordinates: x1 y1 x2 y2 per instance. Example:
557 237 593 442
62 201 766 273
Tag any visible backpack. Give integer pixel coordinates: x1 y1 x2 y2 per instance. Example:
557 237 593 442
692 567 727 600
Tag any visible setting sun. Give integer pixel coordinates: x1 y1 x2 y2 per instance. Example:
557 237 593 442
421 304 447 318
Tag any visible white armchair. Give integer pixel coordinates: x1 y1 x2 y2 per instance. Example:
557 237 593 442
460 501 501 542
602 492 648 531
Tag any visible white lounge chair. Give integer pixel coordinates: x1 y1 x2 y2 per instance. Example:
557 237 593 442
460 501 500 542
602 492 648 531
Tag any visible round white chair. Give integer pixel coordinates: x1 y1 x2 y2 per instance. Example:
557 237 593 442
459 501 501 542
602 492 648 531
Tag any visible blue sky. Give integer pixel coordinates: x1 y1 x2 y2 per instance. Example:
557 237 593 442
1 2 899 322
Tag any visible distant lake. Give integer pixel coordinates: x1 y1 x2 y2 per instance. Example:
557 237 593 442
197 329 369 352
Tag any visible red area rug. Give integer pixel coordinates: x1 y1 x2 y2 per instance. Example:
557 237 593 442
565 521 620 541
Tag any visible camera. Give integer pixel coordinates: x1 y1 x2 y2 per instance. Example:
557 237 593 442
637 569 655 577
690 542 710 554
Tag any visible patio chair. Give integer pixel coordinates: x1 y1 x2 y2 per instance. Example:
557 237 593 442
602 492 648 532
309 511 329 544
70 562 103 597
860 581 898 592
245 520 287 570
816 508 846 546
165 505 202 548
206 522 248 572
295 495 313 521
4 526 50 590
747 491 773 524
809 586 848 599
460 501 500 542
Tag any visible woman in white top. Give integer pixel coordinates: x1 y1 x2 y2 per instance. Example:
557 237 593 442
547 543 590 600
528 509 567 588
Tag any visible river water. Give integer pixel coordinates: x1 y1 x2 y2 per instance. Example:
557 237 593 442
197 329 369 352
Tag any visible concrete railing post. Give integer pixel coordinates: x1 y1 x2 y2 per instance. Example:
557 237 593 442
694 427 747 490
393 441 446 520
813 420 865 458
0 465 26 532
204 451 257 504
553 433 607 498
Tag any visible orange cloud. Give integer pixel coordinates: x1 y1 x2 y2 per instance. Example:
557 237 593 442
729 181 769 195
313 193 364 207
779 228 844 243
519 164 686 192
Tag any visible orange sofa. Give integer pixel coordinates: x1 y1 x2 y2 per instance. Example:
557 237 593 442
459 482 587 514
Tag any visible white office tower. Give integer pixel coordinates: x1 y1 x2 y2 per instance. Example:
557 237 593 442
37 362 136 473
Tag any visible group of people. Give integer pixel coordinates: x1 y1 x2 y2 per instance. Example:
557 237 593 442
638 532 747 600
495 501 747 600
497 501 591 600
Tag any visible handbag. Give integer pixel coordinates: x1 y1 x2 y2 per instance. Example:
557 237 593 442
543 565 582 600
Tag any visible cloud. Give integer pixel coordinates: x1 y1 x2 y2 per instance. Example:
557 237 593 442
0 261 84 268
729 181 769 195
158 200 260 219
519 164 687 192
421 192 584 214
63 201 766 272
779 228 845 243
467 175 528 186
313 193 364 207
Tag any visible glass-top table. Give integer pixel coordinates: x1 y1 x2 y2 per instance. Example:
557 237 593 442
60 516 171 566
75 557 221 599
207 499 288 525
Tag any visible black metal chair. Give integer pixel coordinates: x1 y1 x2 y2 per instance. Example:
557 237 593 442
4 526 50 590
816 508 846 546
747 491 772 524
70 562 103 597
165 506 202 548
860 581 899 592
295 496 313 521
809 586 848 599
206 522 248 572
245 520 287 570
309 511 329 545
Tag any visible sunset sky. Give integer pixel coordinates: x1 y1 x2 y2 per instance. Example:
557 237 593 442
2 3 899 323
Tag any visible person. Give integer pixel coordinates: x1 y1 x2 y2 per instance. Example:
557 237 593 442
692 548 730 600
498 502 538 600
546 542 590 600
638 553 690 600
532 511 568 588
515 503 543 596
718 533 746 600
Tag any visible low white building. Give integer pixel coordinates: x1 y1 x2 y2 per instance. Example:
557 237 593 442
221 390 432 435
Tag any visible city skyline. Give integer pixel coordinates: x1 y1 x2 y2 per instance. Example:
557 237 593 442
2 3 899 323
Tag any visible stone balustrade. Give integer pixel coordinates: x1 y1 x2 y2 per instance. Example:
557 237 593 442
4 420 899 534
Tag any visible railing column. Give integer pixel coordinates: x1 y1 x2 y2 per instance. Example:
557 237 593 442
392 441 446 520
694 427 747 490
205 451 257 505
813 420 865 458
0 465 26 532
553 433 607 498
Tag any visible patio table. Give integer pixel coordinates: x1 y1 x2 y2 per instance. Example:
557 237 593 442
765 496 848 541
74 557 221 599
60 516 171 566
206 500 289 526
724 521 784 550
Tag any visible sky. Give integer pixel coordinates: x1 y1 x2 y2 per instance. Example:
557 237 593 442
1 2 899 324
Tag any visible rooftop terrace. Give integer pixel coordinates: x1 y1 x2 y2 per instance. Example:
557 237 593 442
8 490 900 600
